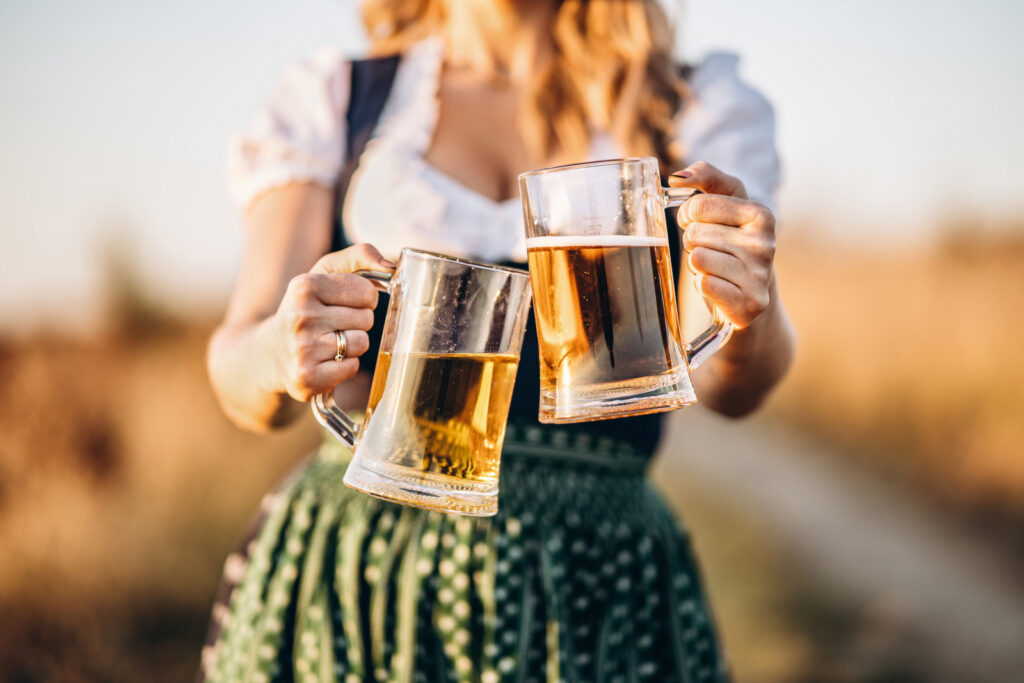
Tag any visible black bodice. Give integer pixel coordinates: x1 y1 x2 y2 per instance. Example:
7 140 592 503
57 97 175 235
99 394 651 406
332 54 686 456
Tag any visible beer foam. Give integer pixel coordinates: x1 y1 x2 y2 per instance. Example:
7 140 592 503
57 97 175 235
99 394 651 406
525 235 668 249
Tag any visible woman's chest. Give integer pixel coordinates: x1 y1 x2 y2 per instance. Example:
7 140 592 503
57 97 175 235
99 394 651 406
340 60 619 263
426 80 528 204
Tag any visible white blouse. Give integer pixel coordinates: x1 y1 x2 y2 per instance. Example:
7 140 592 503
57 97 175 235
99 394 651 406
227 38 780 263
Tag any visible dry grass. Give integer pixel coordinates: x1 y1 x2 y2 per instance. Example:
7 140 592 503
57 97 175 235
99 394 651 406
0 323 322 681
770 234 1024 533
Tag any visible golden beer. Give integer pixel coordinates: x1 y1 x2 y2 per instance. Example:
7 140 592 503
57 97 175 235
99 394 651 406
519 157 731 423
358 351 520 486
315 248 531 515
526 235 689 422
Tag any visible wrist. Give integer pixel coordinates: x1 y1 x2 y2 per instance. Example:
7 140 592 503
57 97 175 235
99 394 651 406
691 278 794 416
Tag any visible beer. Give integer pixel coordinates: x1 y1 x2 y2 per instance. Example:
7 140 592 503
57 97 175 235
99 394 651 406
358 351 519 484
518 157 730 424
526 235 688 421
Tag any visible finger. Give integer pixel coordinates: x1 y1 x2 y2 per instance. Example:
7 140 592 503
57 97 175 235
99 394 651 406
326 303 376 332
312 243 396 275
700 271 772 329
286 264 382 312
668 160 748 199
314 329 371 361
688 247 752 291
300 273 380 310
289 358 363 402
291 304 373 341
675 193 768 230
688 248 772 329
696 274 755 328
683 221 774 265
682 222 742 259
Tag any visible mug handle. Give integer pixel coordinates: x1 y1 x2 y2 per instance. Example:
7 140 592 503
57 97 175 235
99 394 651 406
662 187 734 370
310 270 393 446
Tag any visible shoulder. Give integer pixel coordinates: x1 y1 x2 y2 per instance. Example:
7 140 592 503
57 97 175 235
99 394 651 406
677 52 780 209
684 51 774 127
268 47 353 112
226 49 354 209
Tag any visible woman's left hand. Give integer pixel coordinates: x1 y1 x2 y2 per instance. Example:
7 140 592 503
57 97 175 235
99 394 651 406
668 161 777 329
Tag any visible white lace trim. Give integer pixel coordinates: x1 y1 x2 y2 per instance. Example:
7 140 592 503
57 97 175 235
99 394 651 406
343 37 527 262
228 40 779 262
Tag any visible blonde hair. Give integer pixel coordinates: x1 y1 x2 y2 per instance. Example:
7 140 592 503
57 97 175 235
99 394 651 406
362 0 687 169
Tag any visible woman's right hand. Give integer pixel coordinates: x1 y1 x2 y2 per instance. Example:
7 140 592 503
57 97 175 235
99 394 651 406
271 243 396 402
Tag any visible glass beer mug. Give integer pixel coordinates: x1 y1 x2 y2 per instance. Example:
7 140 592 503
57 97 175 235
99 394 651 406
519 157 733 423
312 249 532 516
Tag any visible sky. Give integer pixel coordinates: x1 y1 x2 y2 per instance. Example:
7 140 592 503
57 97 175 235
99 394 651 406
1 0 1023 332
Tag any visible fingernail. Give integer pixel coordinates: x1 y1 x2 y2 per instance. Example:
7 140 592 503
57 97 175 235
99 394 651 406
671 171 693 179
380 258 397 268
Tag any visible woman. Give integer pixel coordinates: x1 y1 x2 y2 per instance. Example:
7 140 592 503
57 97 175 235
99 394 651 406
202 0 794 681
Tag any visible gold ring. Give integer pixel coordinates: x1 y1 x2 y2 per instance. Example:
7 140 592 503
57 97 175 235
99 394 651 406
334 330 347 362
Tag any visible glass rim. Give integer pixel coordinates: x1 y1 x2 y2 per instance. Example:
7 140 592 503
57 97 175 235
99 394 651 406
400 247 530 278
517 156 657 181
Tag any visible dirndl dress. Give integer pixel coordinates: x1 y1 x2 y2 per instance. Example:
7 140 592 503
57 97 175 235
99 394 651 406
199 419 728 683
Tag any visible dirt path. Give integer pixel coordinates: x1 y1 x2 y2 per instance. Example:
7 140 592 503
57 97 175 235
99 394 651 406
654 408 1024 682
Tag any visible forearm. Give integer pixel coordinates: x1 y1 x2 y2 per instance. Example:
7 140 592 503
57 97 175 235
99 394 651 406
692 278 795 417
207 316 302 432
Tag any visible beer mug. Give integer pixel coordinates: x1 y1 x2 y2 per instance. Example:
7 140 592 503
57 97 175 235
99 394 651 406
519 157 732 423
312 249 532 516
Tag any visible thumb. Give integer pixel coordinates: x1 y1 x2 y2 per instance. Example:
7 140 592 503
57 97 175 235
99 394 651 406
312 243 396 275
668 160 748 200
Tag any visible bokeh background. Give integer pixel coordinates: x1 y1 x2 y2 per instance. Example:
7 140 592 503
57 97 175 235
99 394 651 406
2 1 1023 681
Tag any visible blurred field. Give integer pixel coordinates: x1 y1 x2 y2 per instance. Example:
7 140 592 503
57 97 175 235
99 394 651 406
1 235 1022 681
771 233 1024 546
0 318 322 681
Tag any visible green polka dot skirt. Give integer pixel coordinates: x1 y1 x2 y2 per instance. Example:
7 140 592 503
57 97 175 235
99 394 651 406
200 422 729 682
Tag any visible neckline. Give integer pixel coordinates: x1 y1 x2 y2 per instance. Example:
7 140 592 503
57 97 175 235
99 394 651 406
401 36 616 212
404 36 524 211
418 159 521 209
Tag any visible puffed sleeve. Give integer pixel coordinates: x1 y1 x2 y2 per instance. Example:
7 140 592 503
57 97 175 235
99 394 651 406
226 49 351 209
677 53 781 211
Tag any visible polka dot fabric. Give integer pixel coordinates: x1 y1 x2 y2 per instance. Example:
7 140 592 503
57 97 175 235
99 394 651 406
200 421 729 682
